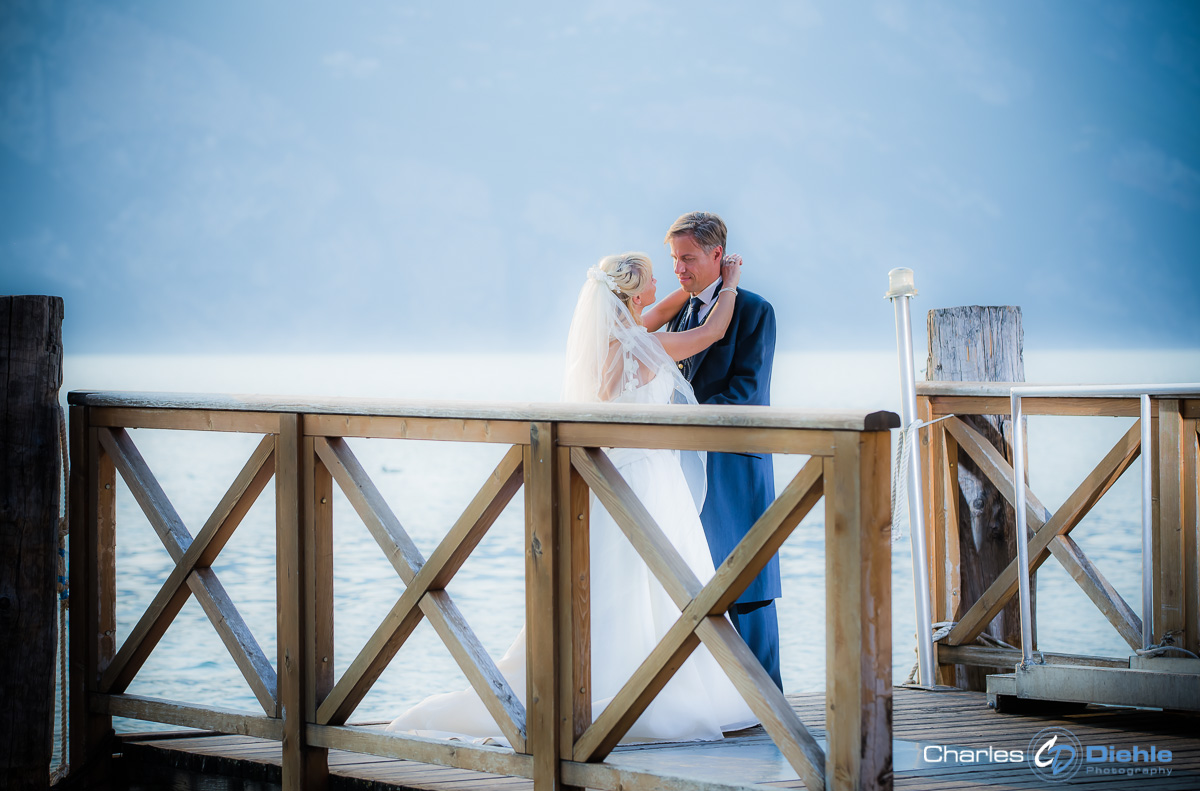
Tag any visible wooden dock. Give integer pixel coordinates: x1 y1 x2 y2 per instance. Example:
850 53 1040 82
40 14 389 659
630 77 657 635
117 687 1199 790
69 393 898 790
64 389 1200 790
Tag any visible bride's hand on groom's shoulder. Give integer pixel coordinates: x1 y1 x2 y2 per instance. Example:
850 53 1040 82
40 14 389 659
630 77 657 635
721 254 742 289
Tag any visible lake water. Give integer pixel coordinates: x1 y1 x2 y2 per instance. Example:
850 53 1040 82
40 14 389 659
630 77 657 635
53 348 1200 743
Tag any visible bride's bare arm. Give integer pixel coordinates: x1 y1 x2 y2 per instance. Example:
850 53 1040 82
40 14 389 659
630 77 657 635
641 288 689 332
655 256 742 362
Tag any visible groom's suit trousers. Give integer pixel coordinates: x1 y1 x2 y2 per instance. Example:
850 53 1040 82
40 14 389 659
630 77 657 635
728 601 782 690
669 285 782 691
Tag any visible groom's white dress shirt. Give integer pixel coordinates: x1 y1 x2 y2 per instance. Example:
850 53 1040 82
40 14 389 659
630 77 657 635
694 277 722 323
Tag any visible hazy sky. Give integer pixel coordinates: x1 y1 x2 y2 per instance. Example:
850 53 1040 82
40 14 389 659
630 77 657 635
3 1 1197 354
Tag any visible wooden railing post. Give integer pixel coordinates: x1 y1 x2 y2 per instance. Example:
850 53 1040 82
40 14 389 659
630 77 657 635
525 421 568 791
2 295 65 789
1185 411 1200 657
825 431 893 791
917 395 959 686
68 405 117 779
556 446 590 769
306 432 335 782
277 414 326 790
1154 399 1187 649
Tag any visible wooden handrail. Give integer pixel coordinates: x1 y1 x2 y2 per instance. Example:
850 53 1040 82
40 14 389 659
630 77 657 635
67 392 899 791
916 381 1200 397
67 390 900 431
917 390 1200 687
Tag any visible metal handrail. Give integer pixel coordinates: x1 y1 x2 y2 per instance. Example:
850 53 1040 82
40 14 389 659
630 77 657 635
1010 383 1200 665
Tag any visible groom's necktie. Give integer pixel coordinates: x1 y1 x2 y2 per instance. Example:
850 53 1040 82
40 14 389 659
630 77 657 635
680 296 704 380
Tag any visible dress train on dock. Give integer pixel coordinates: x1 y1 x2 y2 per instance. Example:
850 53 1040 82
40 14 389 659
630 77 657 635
386 372 758 745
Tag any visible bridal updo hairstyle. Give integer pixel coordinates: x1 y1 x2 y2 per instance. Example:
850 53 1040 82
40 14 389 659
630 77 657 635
597 252 653 325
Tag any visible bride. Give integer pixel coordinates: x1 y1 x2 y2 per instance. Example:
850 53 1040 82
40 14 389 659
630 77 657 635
386 252 756 744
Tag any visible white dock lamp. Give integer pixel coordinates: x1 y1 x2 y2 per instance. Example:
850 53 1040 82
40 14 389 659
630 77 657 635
886 267 936 688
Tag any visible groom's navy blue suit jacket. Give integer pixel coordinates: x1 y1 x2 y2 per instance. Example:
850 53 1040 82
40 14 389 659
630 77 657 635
669 284 780 604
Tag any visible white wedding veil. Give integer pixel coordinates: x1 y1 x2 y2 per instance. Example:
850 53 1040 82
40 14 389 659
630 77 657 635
562 255 707 510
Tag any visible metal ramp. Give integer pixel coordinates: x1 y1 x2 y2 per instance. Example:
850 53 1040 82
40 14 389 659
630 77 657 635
987 656 1200 713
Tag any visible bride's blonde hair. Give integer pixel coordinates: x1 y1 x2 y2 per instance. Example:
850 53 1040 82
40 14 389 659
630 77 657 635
597 252 653 324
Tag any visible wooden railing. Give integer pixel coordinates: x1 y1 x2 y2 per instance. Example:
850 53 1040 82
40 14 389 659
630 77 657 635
916 382 1200 675
68 391 899 791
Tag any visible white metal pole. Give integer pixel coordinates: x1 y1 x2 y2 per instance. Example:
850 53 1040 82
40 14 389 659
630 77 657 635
1010 392 1035 665
886 268 935 687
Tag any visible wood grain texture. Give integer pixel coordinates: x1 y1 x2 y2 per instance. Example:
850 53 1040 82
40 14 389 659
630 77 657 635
100 428 278 712
942 417 1051 528
100 435 275 698
315 440 526 743
824 432 892 791
68 390 898 432
525 423 562 791
307 724 533 778
276 414 317 790
0 295 64 790
558 424 836 456
315 436 425 583
556 449 590 764
935 644 1127 669
68 405 92 771
571 457 826 788
918 398 959 686
94 693 282 741
89 407 280 434
945 420 1142 647
188 568 279 716
90 426 118 759
422 591 527 752
99 427 192 561
114 688 1200 791
1185 420 1199 655
923 393 1144 418
1047 534 1142 650
306 414 529 444
1155 400 1186 646
696 616 826 791
305 435 334 785
927 307 1026 689
570 446 702 607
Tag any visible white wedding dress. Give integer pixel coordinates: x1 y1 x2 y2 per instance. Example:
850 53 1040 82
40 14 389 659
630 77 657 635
386 265 757 745
385 366 757 744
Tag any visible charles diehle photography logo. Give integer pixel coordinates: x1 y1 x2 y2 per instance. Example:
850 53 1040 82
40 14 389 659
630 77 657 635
1027 726 1174 782
920 726 1174 783
1029 727 1084 782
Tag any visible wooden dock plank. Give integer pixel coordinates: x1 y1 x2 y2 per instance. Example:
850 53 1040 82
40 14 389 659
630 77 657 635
118 688 1199 791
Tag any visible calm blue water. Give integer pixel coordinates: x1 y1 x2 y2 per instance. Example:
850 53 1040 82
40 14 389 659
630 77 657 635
51 349 1200 747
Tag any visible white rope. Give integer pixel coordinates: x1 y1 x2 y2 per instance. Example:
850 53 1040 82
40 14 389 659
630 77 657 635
50 404 70 785
890 414 955 544
901 620 1018 686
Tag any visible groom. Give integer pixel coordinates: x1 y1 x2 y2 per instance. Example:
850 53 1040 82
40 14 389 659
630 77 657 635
665 211 782 690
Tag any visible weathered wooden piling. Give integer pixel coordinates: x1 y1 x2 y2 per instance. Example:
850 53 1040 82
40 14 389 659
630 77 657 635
924 305 1027 689
1 295 65 791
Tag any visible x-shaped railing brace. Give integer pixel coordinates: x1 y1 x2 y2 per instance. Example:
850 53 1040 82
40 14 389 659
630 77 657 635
313 439 528 751
939 417 1144 649
95 428 279 714
570 447 828 791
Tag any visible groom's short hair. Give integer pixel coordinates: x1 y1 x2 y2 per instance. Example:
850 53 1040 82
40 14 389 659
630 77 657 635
665 211 727 255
